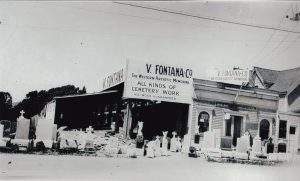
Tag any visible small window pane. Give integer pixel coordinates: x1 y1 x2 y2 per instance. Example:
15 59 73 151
290 127 296 135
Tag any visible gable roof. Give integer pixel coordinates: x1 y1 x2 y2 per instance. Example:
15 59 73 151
254 66 300 93
254 67 280 85
269 67 300 92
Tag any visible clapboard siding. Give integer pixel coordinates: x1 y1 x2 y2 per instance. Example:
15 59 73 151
191 104 198 140
246 111 258 138
212 108 224 135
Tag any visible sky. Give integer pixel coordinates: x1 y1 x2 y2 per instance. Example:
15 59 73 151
1 1 300 102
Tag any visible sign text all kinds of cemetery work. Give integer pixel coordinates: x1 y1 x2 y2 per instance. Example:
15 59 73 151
206 69 250 85
102 68 125 90
124 60 193 104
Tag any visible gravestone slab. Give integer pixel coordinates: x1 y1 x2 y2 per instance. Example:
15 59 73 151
252 136 262 153
161 131 168 156
182 134 190 153
0 124 3 138
203 131 216 149
0 124 5 147
236 135 250 153
146 141 155 158
170 131 177 152
15 115 30 139
52 124 57 141
213 129 221 148
36 119 53 140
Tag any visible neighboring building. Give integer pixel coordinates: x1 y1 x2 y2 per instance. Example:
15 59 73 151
251 67 300 153
191 78 279 148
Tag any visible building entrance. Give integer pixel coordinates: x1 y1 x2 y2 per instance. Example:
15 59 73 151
129 101 189 140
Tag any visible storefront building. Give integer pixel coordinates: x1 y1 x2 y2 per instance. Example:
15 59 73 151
40 62 300 153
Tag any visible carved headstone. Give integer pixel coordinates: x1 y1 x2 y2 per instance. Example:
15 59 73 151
154 136 161 157
136 121 144 148
161 131 168 156
252 136 262 153
146 141 155 158
15 110 30 139
236 136 249 153
203 131 216 149
170 131 177 152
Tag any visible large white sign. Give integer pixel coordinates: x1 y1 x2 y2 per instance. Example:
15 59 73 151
124 60 193 104
102 68 125 90
206 69 250 85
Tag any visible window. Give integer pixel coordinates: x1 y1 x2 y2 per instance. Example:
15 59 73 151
198 112 209 133
259 119 270 141
225 119 232 136
279 120 287 138
290 126 296 135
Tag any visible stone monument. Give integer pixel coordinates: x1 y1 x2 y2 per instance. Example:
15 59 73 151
161 131 168 156
203 131 216 149
251 136 262 153
15 110 30 139
154 136 161 157
170 131 177 152
0 124 5 147
136 121 144 148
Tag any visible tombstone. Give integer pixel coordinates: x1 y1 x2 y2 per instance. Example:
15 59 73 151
236 135 250 153
154 136 162 157
213 129 221 148
181 134 191 153
251 136 262 153
136 122 144 148
52 124 57 141
146 140 155 158
15 110 30 139
36 119 53 140
161 131 168 156
220 136 232 150
203 131 216 149
0 124 5 147
176 136 182 152
78 131 87 150
86 126 94 133
0 124 3 138
170 131 177 152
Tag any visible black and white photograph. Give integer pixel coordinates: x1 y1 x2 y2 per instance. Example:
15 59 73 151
1 0 300 180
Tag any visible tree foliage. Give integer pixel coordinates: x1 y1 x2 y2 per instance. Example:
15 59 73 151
0 92 12 120
9 85 87 121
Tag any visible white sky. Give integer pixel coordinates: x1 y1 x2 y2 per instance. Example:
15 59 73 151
1 1 300 102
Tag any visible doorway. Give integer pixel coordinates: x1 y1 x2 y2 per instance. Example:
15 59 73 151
233 116 242 146
225 115 243 146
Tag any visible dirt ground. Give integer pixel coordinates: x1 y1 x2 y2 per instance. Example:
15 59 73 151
1 153 300 181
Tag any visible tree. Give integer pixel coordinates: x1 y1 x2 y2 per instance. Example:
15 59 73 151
0 92 12 120
12 85 86 119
